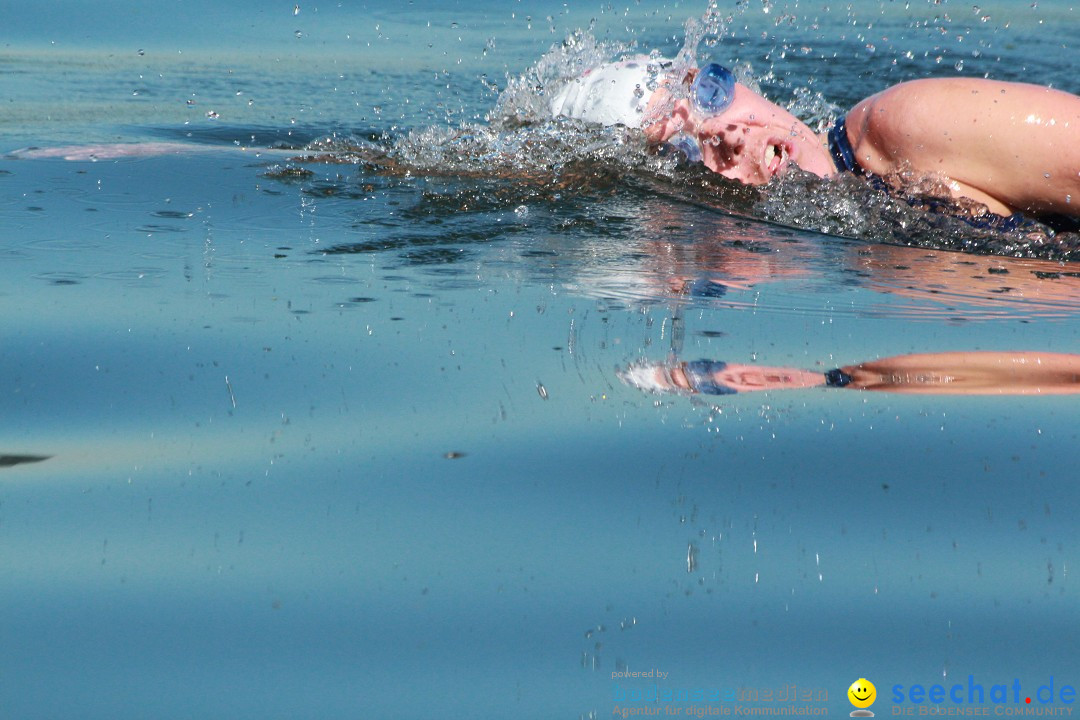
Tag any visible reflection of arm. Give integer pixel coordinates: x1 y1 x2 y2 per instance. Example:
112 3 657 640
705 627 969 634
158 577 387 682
839 351 1080 395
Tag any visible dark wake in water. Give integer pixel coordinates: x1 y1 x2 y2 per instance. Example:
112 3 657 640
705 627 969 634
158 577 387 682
266 121 1080 264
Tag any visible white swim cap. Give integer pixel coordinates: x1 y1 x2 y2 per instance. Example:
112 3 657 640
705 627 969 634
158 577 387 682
549 56 656 128
616 361 683 395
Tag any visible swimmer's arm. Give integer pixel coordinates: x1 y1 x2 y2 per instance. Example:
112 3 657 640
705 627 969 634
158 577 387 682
845 78 1080 217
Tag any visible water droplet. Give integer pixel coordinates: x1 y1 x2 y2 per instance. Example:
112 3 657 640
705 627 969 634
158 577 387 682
686 542 698 573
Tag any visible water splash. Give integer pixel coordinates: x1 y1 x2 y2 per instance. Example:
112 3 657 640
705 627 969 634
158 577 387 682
488 29 631 130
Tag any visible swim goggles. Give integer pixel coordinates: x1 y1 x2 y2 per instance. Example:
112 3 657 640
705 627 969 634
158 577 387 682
691 62 737 115
660 62 737 164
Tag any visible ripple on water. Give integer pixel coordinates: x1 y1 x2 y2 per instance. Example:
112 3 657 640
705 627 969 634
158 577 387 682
0 247 32 261
135 224 190 234
33 271 89 286
308 275 363 285
94 268 169 285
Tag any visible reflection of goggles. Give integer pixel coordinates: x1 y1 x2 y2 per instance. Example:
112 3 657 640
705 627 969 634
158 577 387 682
660 62 738 164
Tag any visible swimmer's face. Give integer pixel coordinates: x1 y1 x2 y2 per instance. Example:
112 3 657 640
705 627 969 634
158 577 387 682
644 82 834 184
711 363 825 392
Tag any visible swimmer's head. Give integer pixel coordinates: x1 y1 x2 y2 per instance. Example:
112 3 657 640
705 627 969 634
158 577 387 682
553 58 835 183
616 361 741 396
644 73 835 182
617 360 826 395
549 56 659 128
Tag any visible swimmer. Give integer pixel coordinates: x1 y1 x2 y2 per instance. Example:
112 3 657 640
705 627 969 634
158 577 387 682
617 351 1080 396
549 57 1080 225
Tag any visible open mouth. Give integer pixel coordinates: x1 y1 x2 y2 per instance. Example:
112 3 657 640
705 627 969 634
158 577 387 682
695 133 788 182
764 141 787 176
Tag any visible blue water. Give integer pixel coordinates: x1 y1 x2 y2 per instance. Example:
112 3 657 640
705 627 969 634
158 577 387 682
2 2 1079 719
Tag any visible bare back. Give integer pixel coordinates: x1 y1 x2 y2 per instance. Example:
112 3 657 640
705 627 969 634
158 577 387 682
844 78 1080 218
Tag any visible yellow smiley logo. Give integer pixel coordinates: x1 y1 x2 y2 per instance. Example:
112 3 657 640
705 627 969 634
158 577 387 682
848 678 877 709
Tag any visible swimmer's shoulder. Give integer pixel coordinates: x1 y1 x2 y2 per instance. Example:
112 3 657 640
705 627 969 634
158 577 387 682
843 78 1080 217
846 77 1080 158
844 79 1005 167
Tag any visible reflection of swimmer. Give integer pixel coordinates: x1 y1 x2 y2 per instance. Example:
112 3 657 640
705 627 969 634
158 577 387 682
618 352 1080 396
551 210 1080 318
560 211 818 305
551 57 1080 227
849 244 1080 318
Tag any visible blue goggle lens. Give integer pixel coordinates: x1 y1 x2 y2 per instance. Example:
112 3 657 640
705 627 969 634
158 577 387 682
692 63 736 115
